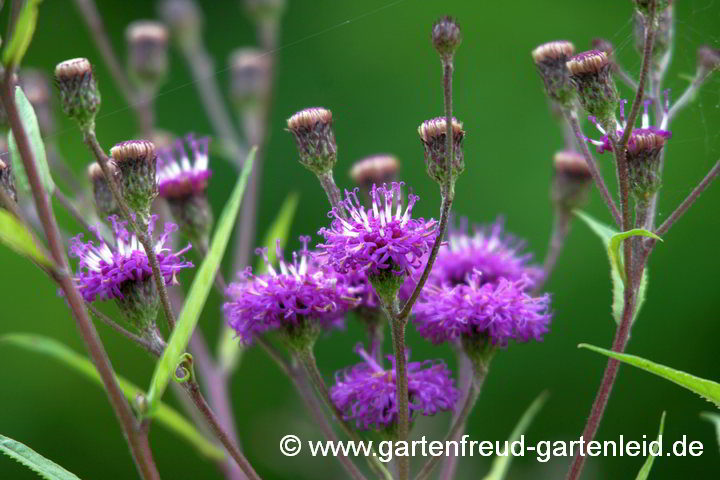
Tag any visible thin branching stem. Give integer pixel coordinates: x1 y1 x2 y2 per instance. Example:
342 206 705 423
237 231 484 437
535 208 571 292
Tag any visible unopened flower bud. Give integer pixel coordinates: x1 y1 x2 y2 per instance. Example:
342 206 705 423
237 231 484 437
229 48 271 110
567 50 618 128
244 0 286 23
110 140 157 217
20 69 54 137
418 117 465 188
0 157 17 207
627 130 669 203
431 16 462 62
350 154 400 204
697 45 720 74
287 107 337 176
158 0 202 49
87 162 120 218
551 150 592 211
55 58 101 131
118 277 160 331
532 40 576 106
126 21 169 92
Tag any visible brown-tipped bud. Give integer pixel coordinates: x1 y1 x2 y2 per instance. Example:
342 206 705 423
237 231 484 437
88 162 120 218
431 16 462 61
418 117 465 188
627 131 669 203
110 140 157 217
20 69 54 137
159 0 202 48
698 45 720 73
126 21 169 92
287 107 337 176
229 48 271 110
244 0 286 22
0 156 17 207
567 50 618 127
350 154 400 190
54 58 101 131
551 150 592 211
532 40 576 106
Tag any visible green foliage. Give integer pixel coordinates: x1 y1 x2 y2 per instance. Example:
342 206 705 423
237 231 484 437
8 86 54 195
2 0 43 66
608 229 662 284
0 334 224 461
146 149 255 412
0 433 82 480
579 344 720 408
0 209 52 267
217 191 299 373
481 391 549 480
700 412 720 453
574 211 652 326
635 412 666 480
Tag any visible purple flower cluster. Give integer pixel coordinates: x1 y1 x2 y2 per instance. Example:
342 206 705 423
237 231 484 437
414 271 551 345
69 215 193 302
224 237 360 344
317 183 437 277
156 134 212 198
330 345 459 430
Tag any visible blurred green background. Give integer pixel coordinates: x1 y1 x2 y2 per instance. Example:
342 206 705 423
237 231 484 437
1 0 719 478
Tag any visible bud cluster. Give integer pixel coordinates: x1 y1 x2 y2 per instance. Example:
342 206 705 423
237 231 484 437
287 107 337 176
110 140 157 218
418 117 465 188
532 40 576 106
54 58 101 131
566 50 618 127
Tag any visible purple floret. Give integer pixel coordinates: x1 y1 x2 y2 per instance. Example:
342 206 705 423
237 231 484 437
69 215 193 302
156 134 212 198
224 237 360 344
330 345 459 431
317 182 437 277
414 271 552 346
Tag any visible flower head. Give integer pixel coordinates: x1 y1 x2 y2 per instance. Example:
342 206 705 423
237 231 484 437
110 139 157 217
69 215 193 303
431 16 462 61
330 345 459 431
224 237 359 345
566 50 618 125
287 107 337 175
414 271 552 346
54 58 101 130
157 134 211 199
532 40 576 105
317 182 437 278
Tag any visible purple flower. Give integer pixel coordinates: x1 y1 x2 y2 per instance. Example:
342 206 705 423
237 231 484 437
330 345 459 431
224 237 359 344
317 182 437 278
582 93 671 154
414 271 551 346
69 215 193 302
156 134 212 198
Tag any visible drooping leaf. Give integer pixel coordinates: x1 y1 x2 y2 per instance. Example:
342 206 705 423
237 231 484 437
8 86 54 195
700 412 720 453
481 391 549 480
579 344 720 408
0 334 224 461
146 148 255 412
0 209 52 267
574 210 651 326
2 0 43 66
0 433 82 480
217 191 299 373
608 229 662 284
635 411 666 480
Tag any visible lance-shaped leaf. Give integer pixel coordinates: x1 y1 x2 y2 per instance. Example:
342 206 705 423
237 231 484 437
608 229 662 284
0 334 224 461
2 0 43 67
146 148 255 412
635 411 666 480
0 433 82 480
217 191 299 373
0 209 52 267
579 344 720 408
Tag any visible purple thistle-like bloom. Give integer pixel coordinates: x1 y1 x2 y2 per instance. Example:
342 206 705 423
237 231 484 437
582 92 672 154
317 182 437 277
224 237 360 344
330 345 459 431
69 215 193 302
414 271 551 346
156 134 212 198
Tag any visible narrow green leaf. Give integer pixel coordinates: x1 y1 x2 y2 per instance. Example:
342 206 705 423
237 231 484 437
217 191 299 372
574 210 650 326
700 412 720 453
579 344 720 408
2 0 42 66
635 411 666 480
146 149 255 411
481 391 549 480
0 433 82 480
8 86 54 195
0 334 224 461
0 209 52 266
608 229 662 284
